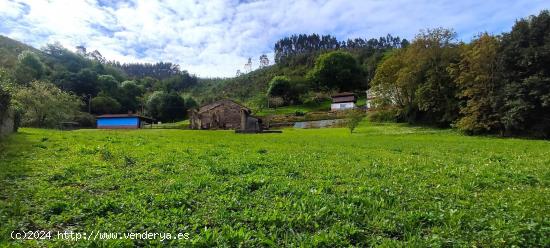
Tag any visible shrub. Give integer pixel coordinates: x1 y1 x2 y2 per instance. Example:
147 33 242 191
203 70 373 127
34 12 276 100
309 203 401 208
367 108 399 122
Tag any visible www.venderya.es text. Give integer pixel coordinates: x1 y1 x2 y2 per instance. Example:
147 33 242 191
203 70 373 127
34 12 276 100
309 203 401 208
11 230 190 241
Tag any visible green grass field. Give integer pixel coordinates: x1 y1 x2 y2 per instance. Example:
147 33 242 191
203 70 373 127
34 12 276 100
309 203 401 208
1 121 548 247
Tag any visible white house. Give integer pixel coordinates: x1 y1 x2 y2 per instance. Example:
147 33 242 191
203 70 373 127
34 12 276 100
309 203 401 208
331 92 357 111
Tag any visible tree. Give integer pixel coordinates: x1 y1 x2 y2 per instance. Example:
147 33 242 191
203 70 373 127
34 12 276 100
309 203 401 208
56 68 99 97
161 72 197 92
145 91 185 122
42 43 90 73
267 76 305 105
448 33 503 134
97 75 120 96
118 80 144 112
307 51 364 91
91 95 121 115
13 81 83 128
371 28 460 125
14 50 46 84
184 96 198 110
267 76 291 98
499 10 550 137
259 54 270 68
370 50 408 109
347 110 364 133
412 28 461 125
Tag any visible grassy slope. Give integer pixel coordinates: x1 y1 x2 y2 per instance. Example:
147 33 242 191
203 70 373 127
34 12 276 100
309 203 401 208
0 122 549 247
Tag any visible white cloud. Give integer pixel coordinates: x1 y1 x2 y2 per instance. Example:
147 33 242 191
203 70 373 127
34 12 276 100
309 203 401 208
1 0 549 77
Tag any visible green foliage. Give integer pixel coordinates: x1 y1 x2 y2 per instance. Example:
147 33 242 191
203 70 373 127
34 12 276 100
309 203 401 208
91 96 121 115
449 34 503 134
160 73 198 92
145 91 186 122
13 50 46 84
267 76 305 105
0 69 13 116
118 80 144 112
184 96 198 110
97 74 120 95
367 108 400 123
371 28 461 126
307 51 364 91
499 10 550 138
1 123 548 246
346 110 364 133
267 76 291 97
12 81 83 128
42 43 90 73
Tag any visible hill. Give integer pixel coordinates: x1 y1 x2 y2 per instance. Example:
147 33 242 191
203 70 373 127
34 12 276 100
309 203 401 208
0 35 42 69
188 34 406 105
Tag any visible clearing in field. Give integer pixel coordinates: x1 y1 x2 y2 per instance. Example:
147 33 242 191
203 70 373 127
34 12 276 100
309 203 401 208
0 121 548 246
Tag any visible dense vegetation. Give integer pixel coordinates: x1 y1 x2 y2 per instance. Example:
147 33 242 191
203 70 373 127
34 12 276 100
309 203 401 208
371 11 550 137
1 122 548 246
0 37 198 126
1 11 549 138
189 34 406 106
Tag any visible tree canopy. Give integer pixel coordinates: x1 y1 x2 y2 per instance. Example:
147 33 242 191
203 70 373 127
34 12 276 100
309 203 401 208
307 51 364 91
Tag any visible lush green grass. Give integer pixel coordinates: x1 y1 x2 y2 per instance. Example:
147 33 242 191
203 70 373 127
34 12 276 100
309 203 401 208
0 122 548 247
255 100 332 116
151 120 190 129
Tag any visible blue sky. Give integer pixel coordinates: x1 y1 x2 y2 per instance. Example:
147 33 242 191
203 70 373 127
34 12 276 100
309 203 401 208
1 0 548 77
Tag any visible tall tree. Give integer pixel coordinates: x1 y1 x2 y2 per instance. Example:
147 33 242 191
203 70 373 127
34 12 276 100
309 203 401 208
499 10 550 137
145 91 185 122
13 51 46 84
118 80 144 112
307 51 364 91
449 33 503 134
371 28 460 125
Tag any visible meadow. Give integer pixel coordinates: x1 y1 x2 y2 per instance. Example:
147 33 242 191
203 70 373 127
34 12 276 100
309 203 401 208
0 121 548 247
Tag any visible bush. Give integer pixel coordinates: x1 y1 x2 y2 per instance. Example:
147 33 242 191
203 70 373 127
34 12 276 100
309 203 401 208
73 112 96 128
367 108 400 122
302 91 331 106
13 81 83 128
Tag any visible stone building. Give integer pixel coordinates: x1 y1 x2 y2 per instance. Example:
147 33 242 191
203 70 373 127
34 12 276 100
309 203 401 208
190 99 258 130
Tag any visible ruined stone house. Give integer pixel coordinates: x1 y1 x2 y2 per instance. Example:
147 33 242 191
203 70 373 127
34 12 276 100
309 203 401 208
189 99 261 130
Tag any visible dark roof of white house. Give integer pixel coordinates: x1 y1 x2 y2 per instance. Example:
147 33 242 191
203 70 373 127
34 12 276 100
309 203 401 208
332 92 357 103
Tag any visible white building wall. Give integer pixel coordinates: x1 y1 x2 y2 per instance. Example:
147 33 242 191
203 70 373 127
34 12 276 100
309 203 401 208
331 102 356 111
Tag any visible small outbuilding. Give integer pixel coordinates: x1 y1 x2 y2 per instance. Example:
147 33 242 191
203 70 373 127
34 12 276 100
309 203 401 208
96 114 154 129
331 92 357 111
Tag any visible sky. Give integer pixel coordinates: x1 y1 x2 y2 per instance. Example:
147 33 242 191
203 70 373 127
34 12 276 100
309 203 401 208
0 0 548 78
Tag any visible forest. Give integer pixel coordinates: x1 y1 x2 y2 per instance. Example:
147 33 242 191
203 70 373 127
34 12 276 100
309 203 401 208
1 10 549 137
